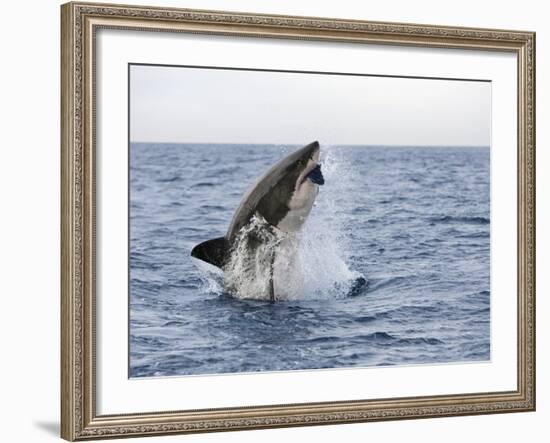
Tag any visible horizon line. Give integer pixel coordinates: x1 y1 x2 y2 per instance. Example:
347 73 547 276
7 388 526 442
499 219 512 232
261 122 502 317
129 141 490 148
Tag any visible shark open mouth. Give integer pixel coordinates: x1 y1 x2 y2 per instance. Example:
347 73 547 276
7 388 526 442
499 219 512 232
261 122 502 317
306 163 325 185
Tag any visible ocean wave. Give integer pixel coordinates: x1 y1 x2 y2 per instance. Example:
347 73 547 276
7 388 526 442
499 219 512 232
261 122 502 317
156 175 182 183
355 332 396 342
455 232 489 239
429 215 490 225
397 337 444 346
366 276 408 292
354 315 377 323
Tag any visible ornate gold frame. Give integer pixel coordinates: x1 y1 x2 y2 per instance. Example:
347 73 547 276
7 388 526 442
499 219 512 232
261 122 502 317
61 2 536 440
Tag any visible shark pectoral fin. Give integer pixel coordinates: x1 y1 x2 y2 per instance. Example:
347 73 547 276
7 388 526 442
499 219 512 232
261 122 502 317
191 237 228 269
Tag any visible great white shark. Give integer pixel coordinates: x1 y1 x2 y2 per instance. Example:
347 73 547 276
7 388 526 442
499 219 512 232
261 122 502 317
191 141 324 300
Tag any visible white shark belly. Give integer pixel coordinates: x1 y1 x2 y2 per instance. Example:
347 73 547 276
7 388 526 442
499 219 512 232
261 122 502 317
277 180 318 233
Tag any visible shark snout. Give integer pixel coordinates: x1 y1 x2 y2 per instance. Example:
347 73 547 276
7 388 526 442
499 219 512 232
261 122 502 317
309 142 320 163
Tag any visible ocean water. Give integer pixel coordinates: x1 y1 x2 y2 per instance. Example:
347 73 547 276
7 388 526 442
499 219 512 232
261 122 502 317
129 143 490 377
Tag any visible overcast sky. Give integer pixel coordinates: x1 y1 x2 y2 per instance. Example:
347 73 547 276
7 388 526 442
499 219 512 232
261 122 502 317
130 64 490 146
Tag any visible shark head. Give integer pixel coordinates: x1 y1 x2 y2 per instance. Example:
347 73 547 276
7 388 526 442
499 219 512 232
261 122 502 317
227 141 324 240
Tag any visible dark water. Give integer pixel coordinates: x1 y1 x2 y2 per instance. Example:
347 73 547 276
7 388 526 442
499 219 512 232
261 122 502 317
129 143 490 377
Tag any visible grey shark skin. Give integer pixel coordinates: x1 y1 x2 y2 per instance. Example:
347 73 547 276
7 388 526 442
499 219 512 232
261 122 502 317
191 141 323 300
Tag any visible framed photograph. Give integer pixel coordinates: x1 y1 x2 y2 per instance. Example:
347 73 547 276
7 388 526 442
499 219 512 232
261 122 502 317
61 2 536 440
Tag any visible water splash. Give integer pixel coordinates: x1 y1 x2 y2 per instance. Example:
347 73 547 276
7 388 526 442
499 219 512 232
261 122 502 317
224 214 288 300
300 146 365 299
194 259 224 296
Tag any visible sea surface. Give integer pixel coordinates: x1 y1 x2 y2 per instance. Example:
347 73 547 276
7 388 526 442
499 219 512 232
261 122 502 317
129 143 490 377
